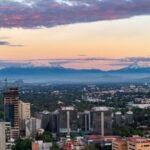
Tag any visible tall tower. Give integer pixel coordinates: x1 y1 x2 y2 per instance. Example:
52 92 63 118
91 107 112 136
78 110 91 132
58 106 78 137
19 101 31 131
4 88 20 139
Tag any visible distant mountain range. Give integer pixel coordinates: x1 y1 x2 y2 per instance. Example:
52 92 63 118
0 65 150 83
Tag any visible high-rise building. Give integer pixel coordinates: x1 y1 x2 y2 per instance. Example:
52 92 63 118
114 111 122 126
78 111 91 132
91 107 112 136
35 110 50 130
0 122 6 150
51 110 59 134
19 101 31 131
5 122 11 143
4 88 20 139
19 100 31 121
25 117 41 138
125 111 134 125
57 106 78 137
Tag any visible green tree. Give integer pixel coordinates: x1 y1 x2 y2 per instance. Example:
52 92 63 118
84 144 96 150
42 131 53 142
51 143 60 150
12 139 32 150
0 111 4 119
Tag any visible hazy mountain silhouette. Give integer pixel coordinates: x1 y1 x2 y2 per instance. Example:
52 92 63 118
0 66 150 83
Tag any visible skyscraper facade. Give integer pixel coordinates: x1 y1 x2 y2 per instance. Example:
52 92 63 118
57 106 78 136
4 88 20 139
78 111 91 133
19 101 31 131
25 117 41 138
91 107 112 136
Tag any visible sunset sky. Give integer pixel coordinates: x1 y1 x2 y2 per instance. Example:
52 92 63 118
0 0 150 70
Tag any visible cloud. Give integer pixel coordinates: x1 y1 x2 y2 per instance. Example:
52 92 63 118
0 60 32 69
0 0 150 28
1 57 150 70
45 57 150 69
0 41 23 47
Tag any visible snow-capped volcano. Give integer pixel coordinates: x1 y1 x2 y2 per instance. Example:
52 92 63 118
127 62 150 69
128 63 143 69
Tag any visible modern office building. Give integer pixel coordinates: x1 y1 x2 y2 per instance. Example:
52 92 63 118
19 101 31 120
51 110 59 134
78 111 91 132
5 122 11 143
19 101 31 131
91 107 112 136
25 117 41 138
57 106 78 136
35 110 50 130
0 122 6 150
4 88 20 139
114 111 122 126
125 111 134 125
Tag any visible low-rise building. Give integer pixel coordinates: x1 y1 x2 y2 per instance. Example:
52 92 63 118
112 136 150 150
112 138 127 150
84 135 120 149
32 141 52 150
127 136 150 150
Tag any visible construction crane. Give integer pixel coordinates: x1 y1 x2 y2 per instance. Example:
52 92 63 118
0 78 18 92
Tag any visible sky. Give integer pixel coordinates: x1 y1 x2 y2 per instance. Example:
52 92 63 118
0 0 150 70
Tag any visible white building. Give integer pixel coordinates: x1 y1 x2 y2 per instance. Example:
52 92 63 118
19 101 31 130
25 117 41 138
0 122 6 150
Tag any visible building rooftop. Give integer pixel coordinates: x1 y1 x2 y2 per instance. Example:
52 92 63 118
128 136 150 143
115 111 122 115
41 110 50 115
91 106 111 112
4 88 19 97
126 111 133 115
84 135 120 142
61 106 75 111
84 110 90 114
